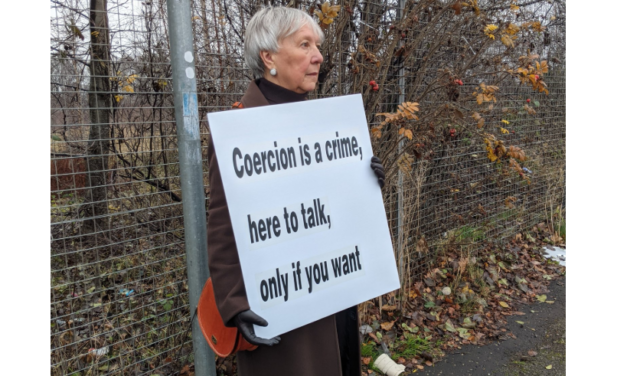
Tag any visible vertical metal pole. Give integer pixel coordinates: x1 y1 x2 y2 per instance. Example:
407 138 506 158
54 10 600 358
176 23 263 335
396 0 407 288
166 1 216 375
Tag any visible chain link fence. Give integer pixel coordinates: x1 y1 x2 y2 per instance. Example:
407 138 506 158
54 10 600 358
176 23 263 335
50 0 565 375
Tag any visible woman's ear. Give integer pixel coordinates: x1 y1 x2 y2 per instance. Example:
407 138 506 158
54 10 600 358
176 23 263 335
259 51 275 71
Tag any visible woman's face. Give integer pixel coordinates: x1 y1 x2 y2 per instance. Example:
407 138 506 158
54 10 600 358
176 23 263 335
261 24 323 94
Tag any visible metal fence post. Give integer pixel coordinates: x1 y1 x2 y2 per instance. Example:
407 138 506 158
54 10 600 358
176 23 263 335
165 1 216 375
396 0 407 288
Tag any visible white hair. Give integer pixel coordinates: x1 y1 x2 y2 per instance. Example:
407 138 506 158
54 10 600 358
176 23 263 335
244 7 324 79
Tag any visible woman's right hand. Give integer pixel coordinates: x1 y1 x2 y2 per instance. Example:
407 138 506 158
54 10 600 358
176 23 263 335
234 310 281 346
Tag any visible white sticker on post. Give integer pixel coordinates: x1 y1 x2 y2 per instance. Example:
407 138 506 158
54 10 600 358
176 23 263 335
185 67 195 79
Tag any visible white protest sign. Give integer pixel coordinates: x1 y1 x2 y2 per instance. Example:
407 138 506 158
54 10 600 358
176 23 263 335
207 94 399 338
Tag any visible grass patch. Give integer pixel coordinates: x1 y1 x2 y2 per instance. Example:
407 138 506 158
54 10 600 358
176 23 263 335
454 225 486 243
390 333 434 361
497 208 519 221
362 333 441 374
361 341 382 373
554 218 565 240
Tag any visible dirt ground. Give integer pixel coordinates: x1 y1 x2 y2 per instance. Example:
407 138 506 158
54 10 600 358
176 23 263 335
419 278 565 376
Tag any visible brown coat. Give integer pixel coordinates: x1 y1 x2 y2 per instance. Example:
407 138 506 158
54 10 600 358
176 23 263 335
206 80 361 376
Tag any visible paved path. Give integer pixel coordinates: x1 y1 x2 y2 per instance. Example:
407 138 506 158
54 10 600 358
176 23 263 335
420 278 565 376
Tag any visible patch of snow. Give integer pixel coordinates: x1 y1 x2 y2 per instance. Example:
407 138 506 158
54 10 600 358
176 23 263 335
542 246 565 266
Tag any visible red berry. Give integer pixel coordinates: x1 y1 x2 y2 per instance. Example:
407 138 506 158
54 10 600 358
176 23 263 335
527 99 531 103
535 75 539 80
401 33 406 38
369 80 376 86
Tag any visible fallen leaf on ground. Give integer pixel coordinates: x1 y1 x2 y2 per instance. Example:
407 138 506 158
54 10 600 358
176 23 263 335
546 300 555 304
546 364 553 369
528 350 538 357
351 220 565 369
368 332 380 343
462 317 476 328
362 357 371 365
457 327 471 339
445 319 456 332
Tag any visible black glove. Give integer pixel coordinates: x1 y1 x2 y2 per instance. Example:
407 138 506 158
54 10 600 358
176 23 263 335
370 156 385 188
233 310 281 347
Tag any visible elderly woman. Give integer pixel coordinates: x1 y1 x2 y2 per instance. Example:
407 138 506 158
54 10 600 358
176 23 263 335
206 7 385 376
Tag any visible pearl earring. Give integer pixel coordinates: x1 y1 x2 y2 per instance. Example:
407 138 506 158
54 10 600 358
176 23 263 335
270 68 277 76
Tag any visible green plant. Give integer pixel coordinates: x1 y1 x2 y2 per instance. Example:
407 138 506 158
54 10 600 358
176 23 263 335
424 298 435 309
361 342 382 372
497 208 519 221
159 299 173 311
556 218 566 239
550 206 565 240
467 262 489 297
459 295 480 315
543 165 565 243
390 333 436 361
455 225 486 243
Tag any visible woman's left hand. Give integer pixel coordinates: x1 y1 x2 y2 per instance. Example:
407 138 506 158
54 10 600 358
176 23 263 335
371 156 385 188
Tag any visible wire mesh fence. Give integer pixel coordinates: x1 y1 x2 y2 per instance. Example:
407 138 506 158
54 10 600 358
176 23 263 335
50 0 565 375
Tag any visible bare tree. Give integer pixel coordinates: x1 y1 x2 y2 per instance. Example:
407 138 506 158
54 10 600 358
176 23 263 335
81 0 112 233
